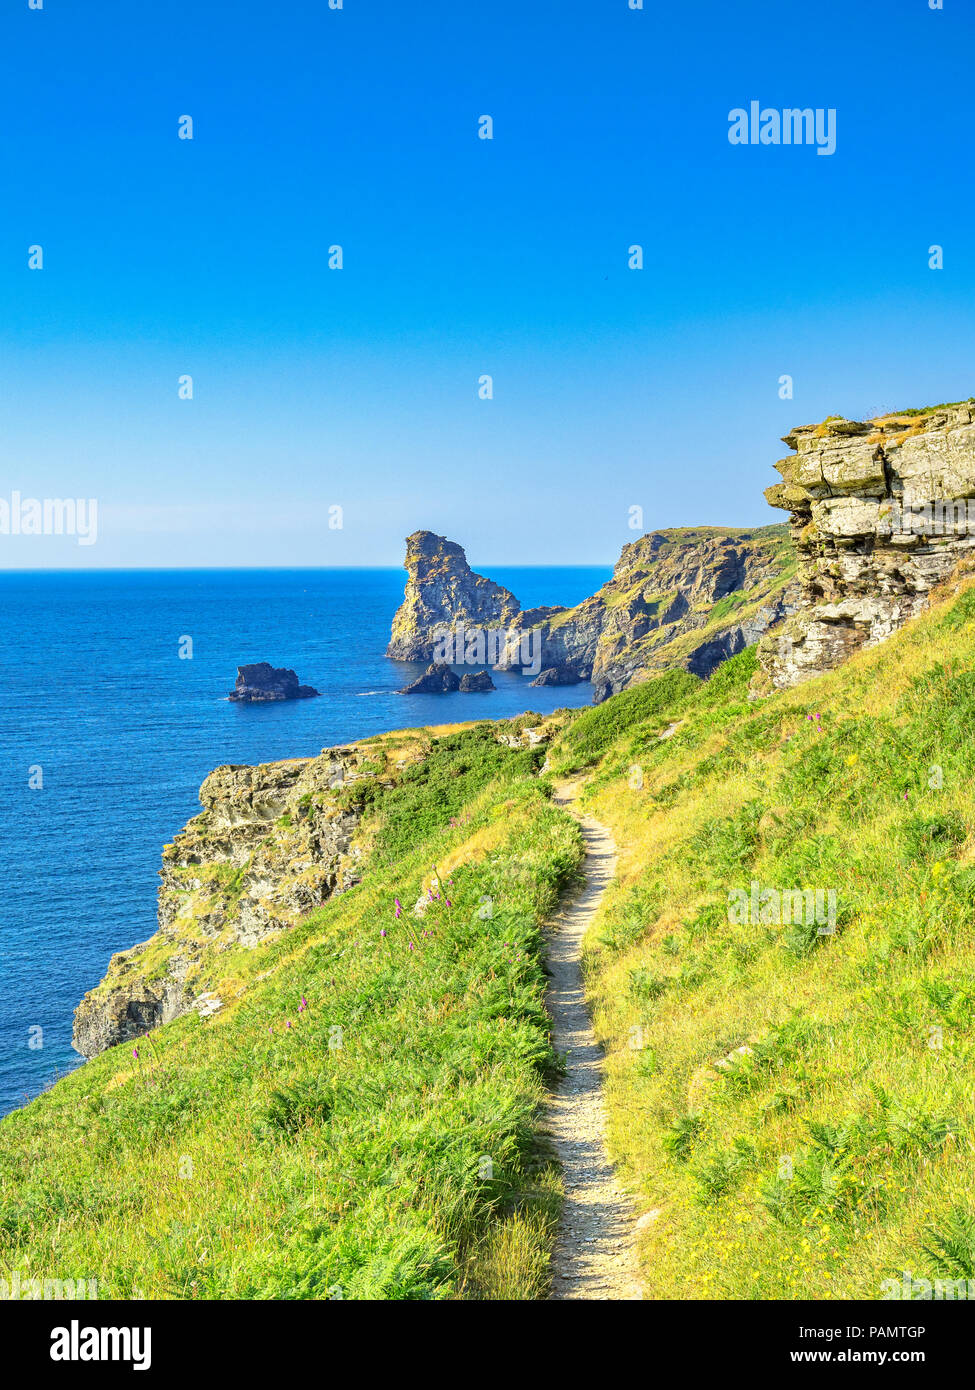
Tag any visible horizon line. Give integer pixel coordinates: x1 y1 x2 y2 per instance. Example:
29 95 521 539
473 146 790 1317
0 562 620 574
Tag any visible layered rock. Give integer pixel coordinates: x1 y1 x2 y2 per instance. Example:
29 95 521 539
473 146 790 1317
73 745 374 1058
386 531 520 661
757 401 975 690
388 526 795 702
228 663 320 702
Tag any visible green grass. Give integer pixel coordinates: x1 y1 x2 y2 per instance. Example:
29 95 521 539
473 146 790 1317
338 723 545 864
0 728 582 1301
552 669 701 773
577 578 975 1299
7 568 975 1302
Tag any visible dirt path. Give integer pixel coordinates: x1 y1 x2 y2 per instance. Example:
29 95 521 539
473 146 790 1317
545 784 644 1301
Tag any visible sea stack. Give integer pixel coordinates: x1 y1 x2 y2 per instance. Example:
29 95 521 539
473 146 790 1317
386 531 521 662
459 670 496 691
228 663 321 702
398 663 461 694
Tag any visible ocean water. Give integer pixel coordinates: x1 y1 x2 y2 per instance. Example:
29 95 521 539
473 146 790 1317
0 566 611 1117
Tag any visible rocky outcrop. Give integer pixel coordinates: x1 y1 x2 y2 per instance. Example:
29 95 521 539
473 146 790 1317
459 670 495 691
399 663 461 694
72 977 190 1061
388 526 795 702
228 663 320 702
73 745 376 1058
386 531 520 661
572 529 795 700
529 665 583 687
757 401 975 690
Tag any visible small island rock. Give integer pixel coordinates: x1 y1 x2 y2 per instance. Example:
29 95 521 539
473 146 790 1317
459 670 495 692
399 663 461 694
228 663 321 703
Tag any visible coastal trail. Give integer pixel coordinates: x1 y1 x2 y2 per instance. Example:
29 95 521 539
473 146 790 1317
544 782 644 1301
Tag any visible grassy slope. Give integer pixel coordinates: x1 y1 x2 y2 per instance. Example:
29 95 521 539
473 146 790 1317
0 723 582 1301
5 573 975 1302
555 574 975 1299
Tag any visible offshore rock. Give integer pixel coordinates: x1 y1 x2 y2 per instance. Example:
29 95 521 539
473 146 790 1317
459 670 495 691
757 401 975 690
387 531 520 662
399 663 461 694
228 662 320 702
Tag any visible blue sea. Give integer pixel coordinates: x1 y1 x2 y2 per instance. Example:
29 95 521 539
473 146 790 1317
0 566 610 1117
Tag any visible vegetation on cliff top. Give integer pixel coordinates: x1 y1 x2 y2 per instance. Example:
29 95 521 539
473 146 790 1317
4 565 975 1300
575 572 975 1298
0 723 581 1300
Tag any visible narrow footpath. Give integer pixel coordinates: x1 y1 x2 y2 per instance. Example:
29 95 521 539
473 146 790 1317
545 785 644 1301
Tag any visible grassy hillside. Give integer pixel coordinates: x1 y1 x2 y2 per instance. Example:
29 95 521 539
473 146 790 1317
568 567 975 1299
4 569 975 1301
0 723 582 1301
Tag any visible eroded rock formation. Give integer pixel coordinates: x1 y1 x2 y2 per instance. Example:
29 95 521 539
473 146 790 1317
73 746 371 1057
388 526 795 702
386 531 520 661
757 401 975 690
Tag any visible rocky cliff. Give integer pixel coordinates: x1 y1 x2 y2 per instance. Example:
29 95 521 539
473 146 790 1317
388 526 795 701
386 531 521 661
531 526 795 701
72 719 551 1060
72 744 375 1057
757 400 975 690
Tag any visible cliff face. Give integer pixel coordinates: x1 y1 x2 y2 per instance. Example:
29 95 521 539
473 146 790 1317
757 401 975 690
388 526 795 701
569 527 794 701
386 531 521 660
72 746 372 1058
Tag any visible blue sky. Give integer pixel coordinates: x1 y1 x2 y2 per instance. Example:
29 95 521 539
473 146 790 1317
1 0 972 568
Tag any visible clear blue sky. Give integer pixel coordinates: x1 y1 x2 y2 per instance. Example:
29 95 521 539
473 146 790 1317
1 0 972 569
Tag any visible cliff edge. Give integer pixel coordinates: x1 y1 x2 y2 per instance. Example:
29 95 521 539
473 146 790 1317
757 399 975 690
72 746 370 1057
